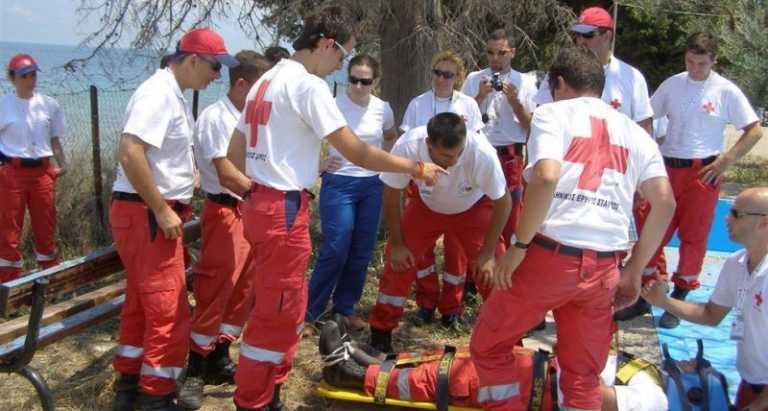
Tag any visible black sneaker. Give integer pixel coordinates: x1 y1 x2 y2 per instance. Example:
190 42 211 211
412 308 435 326
658 311 680 329
177 376 204 410
440 314 463 331
614 298 651 322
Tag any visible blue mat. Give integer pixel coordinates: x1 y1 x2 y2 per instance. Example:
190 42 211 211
652 248 740 401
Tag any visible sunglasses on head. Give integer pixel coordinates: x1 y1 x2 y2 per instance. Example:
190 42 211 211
349 75 374 86
730 208 768 219
432 69 456 80
197 54 222 72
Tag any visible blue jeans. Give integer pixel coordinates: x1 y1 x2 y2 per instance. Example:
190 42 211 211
306 173 384 321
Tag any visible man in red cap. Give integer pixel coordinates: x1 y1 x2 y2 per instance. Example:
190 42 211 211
0 54 67 281
109 27 238 411
469 46 675 411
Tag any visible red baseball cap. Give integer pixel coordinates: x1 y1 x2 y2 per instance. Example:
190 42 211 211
571 7 614 33
178 28 239 67
8 54 40 75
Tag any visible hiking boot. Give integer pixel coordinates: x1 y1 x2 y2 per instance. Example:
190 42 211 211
369 328 393 354
659 286 690 329
178 351 205 409
462 281 478 304
138 392 183 411
112 373 139 411
614 297 651 322
266 384 287 411
204 341 236 385
412 307 435 326
321 356 367 390
440 314 463 332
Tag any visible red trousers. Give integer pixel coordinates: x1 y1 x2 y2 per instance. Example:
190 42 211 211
636 163 720 289
370 196 496 332
190 199 254 356
497 147 525 247
415 233 467 316
111 199 192 396
362 347 555 409
734 380 765 410
470 240 620 410
234 185 311 409
0 162 59 281
633 197 668 284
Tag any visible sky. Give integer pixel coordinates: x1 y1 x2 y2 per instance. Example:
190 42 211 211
0 0 269 52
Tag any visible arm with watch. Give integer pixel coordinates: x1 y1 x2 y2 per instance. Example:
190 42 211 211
492 158 561 290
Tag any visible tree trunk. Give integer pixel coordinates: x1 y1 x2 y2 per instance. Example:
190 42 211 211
379 0 439 126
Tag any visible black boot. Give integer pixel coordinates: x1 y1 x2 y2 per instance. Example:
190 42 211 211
138 392 182 411
614 297 651 321
204 340 236 385
659 286 690 329
369 328 393 354
178 351 205 409
112 373 139 411
267 384 287 411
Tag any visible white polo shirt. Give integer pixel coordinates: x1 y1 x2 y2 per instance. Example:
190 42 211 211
535 56 654 123
462 68 538 146
328 91 395 178
400 90 484 134
380 126 506 215
526 97 666 251
710 249 768 384
194 96 240 196
236 58 347 191
0 92 64 158
113 68 195 201
651 71 758 159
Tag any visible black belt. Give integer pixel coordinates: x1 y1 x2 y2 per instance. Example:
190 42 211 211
112 191 191 212
532 235 619 259
0 151 46 167
206 192 239 207
663 155 717 168
747 382 765 394
495 143 525 157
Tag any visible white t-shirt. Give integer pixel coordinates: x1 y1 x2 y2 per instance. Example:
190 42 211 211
526 97 667 251
328 91 395 178
710 249 768 384
380 126 506 215
462 68 538 145
400 90 484 134
194 96 240 196
236 58 347 191
535 56 654 123
0 93 64 158
594 354 669 411
112 68 195 201
651 71 758 159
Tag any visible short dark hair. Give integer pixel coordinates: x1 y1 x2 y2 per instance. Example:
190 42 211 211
548 45 605 96
229 50 271 87
488 28 513 46
347 54 380 78
265 46 290 64
426 112 466 149
686 32 718 59
292 6 355 52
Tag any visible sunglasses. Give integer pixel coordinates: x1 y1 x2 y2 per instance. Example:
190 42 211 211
574 30 600 39
349 75 374 86
730 208 768 219
432 69 456 80
334 40 350 59
19 71 37 79
197 55 222 73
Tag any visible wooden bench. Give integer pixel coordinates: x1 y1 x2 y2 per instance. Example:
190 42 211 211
0 220 200 411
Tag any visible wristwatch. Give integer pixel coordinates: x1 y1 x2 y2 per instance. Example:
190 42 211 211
510 234 529 250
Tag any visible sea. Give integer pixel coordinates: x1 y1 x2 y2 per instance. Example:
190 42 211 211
0 40 349 156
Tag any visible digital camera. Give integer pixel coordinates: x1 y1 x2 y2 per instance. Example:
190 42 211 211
491 72 503 91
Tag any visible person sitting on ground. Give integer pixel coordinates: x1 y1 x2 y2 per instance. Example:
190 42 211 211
319 318 668 411
642 187 768 411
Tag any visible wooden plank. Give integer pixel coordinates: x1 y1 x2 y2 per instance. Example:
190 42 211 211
0 281 125 345
0 295 124 357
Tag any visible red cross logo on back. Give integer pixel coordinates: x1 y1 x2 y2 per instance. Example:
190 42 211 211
703 101 715 114
564 116 629 192
245 80 272 147
610 98 622 109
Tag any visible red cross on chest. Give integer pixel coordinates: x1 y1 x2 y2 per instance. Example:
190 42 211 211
564 116 629 192
610 98 622 109
756 291 764 307
245 80 272 147
703 101 715 114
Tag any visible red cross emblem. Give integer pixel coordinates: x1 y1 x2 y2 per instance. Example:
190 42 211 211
564 116 629 192
245 80 272 147
703 101 715 114
610 98 622 109
756 291 764 307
